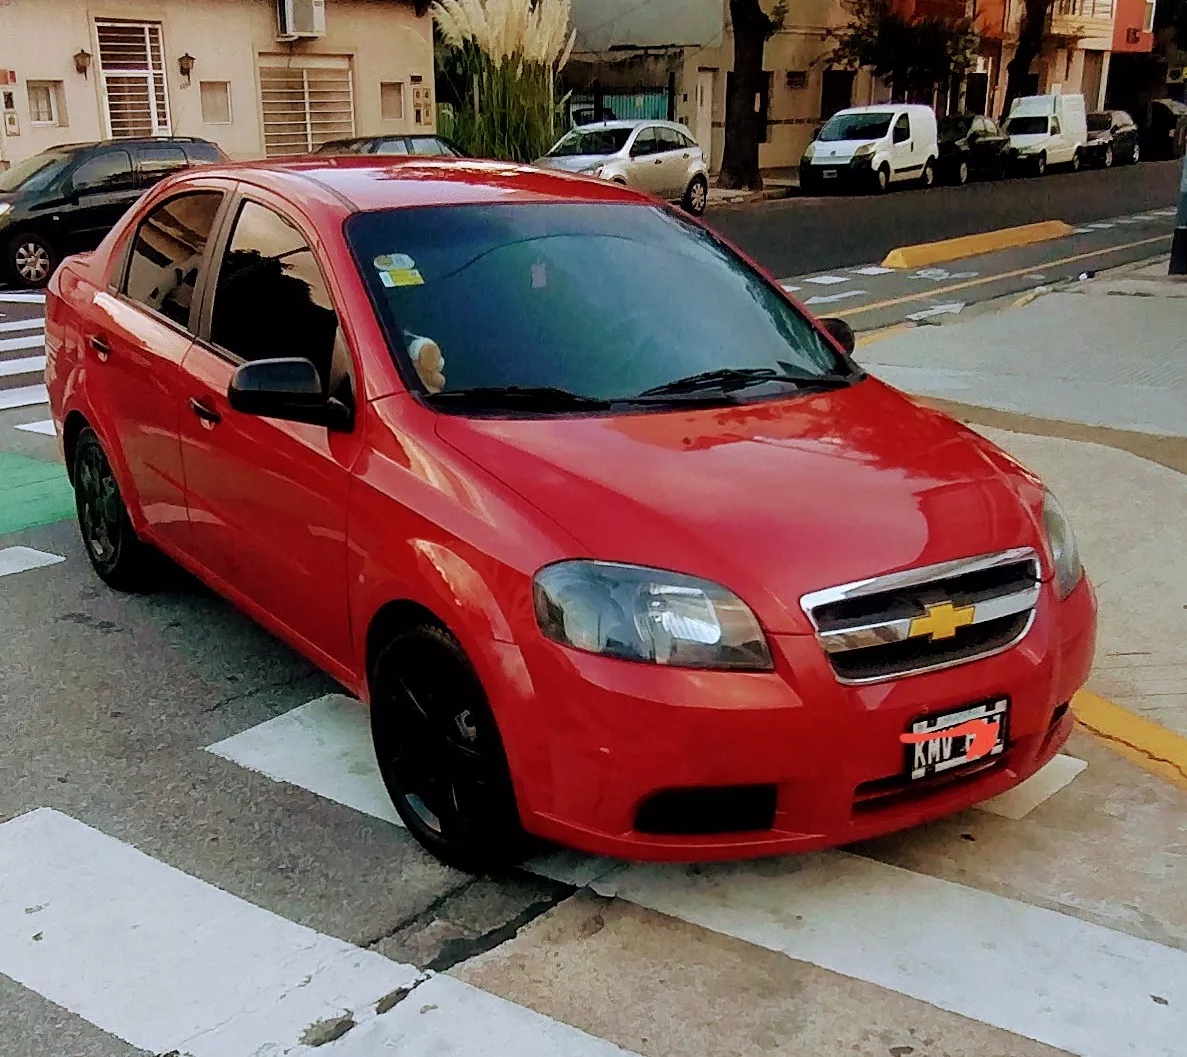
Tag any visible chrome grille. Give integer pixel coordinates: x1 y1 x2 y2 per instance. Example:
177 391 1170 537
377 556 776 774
801 548 1040 684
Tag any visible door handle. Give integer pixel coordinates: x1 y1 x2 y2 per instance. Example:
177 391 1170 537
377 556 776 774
89 335 112 360
189 397 221 426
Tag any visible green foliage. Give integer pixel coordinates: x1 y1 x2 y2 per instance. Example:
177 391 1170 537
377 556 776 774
831 0 980 100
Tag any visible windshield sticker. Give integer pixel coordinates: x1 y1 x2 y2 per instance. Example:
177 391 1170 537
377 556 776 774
531 262 548 289
374 253 424 288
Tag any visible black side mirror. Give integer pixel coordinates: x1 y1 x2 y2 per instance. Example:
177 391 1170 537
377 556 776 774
820 317 856 355
228 357 351 430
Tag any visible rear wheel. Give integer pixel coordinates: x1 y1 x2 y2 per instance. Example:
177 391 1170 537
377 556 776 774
921 159 936 188
1130 141 1140 164
1102 143 1114 168
73 428 154 592
682 174 708 216
370 624 527 873
5 231 55 288
955 158 970 185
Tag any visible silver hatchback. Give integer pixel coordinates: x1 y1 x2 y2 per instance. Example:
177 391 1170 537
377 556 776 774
535 120 711 216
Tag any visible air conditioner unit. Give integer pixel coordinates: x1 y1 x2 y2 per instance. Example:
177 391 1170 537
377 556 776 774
277 0 326 40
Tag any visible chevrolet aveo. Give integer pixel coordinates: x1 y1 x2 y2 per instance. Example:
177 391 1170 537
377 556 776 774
45 158 1096 872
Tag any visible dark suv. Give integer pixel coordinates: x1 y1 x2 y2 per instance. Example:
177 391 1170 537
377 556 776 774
0 137 227 287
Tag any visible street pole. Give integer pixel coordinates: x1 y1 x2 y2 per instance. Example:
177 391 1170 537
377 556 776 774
1172 149 1187 276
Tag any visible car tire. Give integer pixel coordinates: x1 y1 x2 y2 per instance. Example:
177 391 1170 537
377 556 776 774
1102 143 1114 168
1130 142 1140 164
73 427 155 592
5 231 56 288
1070 149 1082 173
873 164 890 194
370 623 528 873
1034 152 1047 177
683 174 709 216
955 159 970 186
920 159 936 188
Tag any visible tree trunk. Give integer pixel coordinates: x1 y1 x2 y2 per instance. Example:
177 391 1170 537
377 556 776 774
718 0 774 190
1003 0 1051 114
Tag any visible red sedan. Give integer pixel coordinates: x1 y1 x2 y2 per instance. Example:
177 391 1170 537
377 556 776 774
44 158 1096 871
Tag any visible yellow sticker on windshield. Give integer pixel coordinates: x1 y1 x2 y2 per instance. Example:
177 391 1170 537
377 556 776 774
374 253 424 288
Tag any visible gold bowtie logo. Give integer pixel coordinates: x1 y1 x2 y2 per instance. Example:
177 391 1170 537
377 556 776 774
909 602 976 641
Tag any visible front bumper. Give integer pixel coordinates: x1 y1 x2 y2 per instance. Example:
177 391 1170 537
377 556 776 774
799 156 874 189
489 575 1096 861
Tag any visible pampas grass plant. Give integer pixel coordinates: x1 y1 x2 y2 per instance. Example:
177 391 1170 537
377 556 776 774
432 0 576 162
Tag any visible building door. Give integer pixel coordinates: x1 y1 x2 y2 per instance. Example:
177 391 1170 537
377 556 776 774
696 69 715 153
1082 51 1105 110
820 69 855 121
96 20 171 139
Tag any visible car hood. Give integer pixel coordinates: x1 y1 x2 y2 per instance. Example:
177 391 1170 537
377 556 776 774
435 379 1044 635
809 139 874 162
533 154 609 173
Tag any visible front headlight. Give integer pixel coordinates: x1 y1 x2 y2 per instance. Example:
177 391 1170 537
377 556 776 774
852 142 875 158
802 142 816 162
0 202 12 220
1042 491 1084 599
583 163 606 177
533 560 773 670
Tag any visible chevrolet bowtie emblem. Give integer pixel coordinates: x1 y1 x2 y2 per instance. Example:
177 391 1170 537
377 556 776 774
909 602 975 641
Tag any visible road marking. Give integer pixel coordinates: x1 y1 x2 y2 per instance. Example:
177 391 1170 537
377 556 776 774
804 289 868 305
781 282 802 292
1085 222 1115 230
1074 689 1187 791
882 220 1075 269
851 265 896 275
904 301 965 321
590 852 1186 1057
0 291 47 304
0 318 45 334
804 274 851 285
0 355 46 377
14 419 55 436
978 753 1087 819
1071 227 1094 234
1114 217 1142 224
842 233 1172 317
0 334 44 353
1151 208 1177 217
0 546 65 577
0 383 48 410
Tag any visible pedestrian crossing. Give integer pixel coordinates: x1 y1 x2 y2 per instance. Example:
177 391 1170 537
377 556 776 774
0 311 46 400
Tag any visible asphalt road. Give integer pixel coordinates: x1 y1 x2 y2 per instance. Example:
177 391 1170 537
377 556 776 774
708 158 1183 279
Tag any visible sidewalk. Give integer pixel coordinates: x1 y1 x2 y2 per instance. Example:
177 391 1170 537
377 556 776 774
860 258 1187 743
707 168 798 206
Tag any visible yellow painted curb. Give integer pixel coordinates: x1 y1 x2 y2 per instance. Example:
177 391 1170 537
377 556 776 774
1072 689 1187 791
881 220 1076 270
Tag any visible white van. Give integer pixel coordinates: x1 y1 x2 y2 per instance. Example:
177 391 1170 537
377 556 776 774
800 104 939 194
1005 93 1088 176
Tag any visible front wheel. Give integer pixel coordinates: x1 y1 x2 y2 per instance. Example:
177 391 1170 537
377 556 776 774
1102 144 1114 168
371 624 528 873
872 164 890 194
1070 149 1082 173
1130 142 1140 164
955 159 970 186
920 159 936 188
5 231 56 288
1034 152 1047 177
73 428 154 592
682 174 708 216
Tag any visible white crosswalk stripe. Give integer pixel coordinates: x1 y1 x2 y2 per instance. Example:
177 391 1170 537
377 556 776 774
0 355 46 377
0 809 637 1057
0 317 46 333
0 291 47 304
0 333 44 353
0 383 48 410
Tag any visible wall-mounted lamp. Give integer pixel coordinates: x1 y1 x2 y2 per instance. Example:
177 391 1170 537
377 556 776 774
178 53 196 85
74 49 92 78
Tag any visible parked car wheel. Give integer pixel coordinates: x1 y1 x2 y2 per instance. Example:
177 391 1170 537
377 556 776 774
683 175 709 216
955 158 970 185
873 164 890 194
5 231 55 288
1130 141 1140 164
1101 143 1114 168
1034 152 1047 177
921 159 936 188
1070 149 1082 173
370 624 527 873
73 428 154 592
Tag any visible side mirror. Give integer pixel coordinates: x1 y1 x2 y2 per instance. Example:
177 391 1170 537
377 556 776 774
227 357 351 429
819 317 856 355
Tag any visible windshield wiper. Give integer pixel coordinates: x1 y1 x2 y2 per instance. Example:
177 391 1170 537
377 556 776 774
637 367 857 399
427 385 613 411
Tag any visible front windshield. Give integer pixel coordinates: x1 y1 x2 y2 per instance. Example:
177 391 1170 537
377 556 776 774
1006 115 1049 136
548 128 632 157
0 151 69 193
818 112 893 142
345 203 846 408
1087 114 1111 132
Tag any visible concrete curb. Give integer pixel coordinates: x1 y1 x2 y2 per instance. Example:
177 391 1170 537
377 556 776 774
1073 690 1187 791
881 220 1076 270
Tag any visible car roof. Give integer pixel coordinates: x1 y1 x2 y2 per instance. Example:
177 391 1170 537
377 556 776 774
36 137 215 155
175 156 656 213
569 119 691 133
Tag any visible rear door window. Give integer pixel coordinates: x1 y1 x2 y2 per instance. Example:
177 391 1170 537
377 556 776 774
136 144 189 184
124 191 224 328
657 128 685 153
631 128 662 157
71 149 136 194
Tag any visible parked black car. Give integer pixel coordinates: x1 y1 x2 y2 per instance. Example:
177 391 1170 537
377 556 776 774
315 134 468 158
1084 111 1141 167
937 114 1010 185
1140 98 1187 160
0 137 226 287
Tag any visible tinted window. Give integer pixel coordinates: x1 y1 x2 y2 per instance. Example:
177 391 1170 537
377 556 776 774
1087 113 1112 132
548 128 632 157
409 136 448 156
184 141 227 164
0 150 70 193
345 204 845 406
1050 117 1061 135
136 144 188 181
938 116 973 141
1006 115 1049 135
375 137 411 155
124 192 224 327
819 112 893 141
72 150 135 193
631 129 662 157
657 128 685 151
893 114 910 142
210 201 339 384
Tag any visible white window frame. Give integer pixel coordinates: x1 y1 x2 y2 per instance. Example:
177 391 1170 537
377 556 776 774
27 82 59 126
95 19 172 139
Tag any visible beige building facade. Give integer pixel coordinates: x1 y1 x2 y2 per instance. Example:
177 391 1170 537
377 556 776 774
0 0 435 170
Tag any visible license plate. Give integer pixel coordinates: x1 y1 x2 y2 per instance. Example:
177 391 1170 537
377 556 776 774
903 698 1008 781
822 169 839 179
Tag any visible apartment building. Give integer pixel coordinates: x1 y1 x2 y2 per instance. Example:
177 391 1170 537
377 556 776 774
0 0 435 170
